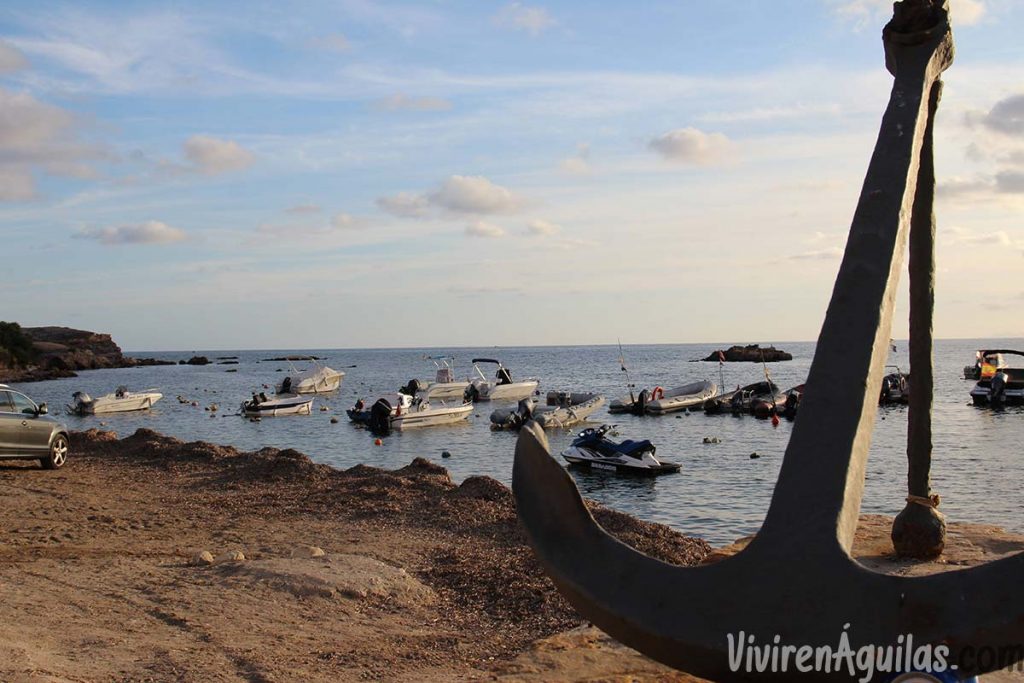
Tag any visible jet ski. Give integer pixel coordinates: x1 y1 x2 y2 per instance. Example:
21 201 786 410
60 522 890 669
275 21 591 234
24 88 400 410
560 424 680 475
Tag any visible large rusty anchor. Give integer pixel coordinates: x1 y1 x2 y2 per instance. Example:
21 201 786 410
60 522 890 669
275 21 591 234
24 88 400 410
512 2 1020 680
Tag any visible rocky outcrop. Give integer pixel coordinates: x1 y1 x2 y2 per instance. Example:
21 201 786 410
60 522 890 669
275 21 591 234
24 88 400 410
0 325 174 383
703 344 792 363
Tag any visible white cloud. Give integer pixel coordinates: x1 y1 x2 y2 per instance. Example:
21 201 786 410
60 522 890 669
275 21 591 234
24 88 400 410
465 220 506 238
944 227 1014 247
183 135 255 175
377 191 431 218
494 3 555 36
372 94 453 112
980 94 1024 136
430 175 520 214
309 34 351 53
559 143 591 175
783 247 843 261
648 127 735 166
526 219 560 237
0 40 29 73
286 203 321 214
331 212 358 229
75 220 187 245
832 0 985 27
0 86 103 201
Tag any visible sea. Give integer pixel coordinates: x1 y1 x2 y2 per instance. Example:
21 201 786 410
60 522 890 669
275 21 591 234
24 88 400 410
13 339 1023 547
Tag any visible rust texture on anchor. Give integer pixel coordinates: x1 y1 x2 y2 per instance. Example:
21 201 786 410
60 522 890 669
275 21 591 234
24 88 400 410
510 1 1019 680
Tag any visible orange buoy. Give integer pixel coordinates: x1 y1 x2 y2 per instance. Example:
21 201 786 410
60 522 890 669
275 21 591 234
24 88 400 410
374 438 383 446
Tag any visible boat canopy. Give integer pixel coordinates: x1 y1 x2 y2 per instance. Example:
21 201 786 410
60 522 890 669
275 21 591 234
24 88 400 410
977 349 1024 357
471 358 502 365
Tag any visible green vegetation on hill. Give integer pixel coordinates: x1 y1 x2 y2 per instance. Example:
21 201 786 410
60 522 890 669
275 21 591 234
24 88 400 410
0 321 37 368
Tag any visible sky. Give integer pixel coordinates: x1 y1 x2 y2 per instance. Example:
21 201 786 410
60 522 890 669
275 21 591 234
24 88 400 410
0 0 1022 351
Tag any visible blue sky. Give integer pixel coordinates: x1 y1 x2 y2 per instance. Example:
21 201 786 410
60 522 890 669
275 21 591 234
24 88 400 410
1 0 1022 350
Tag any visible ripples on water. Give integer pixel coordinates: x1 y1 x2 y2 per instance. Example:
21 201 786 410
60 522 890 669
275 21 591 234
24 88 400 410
16 339 1023 546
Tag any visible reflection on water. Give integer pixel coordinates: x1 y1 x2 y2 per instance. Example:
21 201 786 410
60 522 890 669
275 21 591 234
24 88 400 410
12 338 1023 546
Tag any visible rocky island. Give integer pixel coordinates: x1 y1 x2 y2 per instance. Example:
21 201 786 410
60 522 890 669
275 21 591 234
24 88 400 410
702 344 793 363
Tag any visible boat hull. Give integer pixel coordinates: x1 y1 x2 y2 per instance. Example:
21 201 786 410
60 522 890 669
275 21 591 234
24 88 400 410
80 393 163 415
242 395 314 416
392 403 473 430
561 446 680 475
534 394 606 429
472 380 539 402
645 381 718 415
423 382 470 400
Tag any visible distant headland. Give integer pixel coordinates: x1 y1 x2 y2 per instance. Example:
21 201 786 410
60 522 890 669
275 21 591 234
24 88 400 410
0 322 174 383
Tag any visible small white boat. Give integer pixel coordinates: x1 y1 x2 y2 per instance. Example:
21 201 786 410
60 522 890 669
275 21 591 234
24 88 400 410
645 380 718 414
68 387 163 415
466 358 539 402
349 387 472 434
610 380 718 415
491 391 605 430
241 392 314 416
276 359 344 394
420 356 470 400
391 399 473 431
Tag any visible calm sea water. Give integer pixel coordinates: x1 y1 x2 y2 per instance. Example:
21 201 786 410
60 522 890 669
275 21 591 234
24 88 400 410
13 339 1023 546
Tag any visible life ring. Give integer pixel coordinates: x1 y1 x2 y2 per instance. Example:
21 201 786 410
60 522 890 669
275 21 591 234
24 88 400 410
651 386 664 401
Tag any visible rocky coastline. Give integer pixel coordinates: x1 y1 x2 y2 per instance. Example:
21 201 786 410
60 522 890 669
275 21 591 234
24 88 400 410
0 324 175 383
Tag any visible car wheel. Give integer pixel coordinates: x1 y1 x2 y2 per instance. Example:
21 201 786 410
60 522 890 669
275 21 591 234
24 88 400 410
42 434 69 470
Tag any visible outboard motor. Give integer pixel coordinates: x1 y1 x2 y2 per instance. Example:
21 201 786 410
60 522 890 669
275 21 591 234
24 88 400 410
634 389 650 416
783 391 800 420
368 398 393 436
990 370 1008 406
281 376 292 393
399 379 422 397
496 366 513 385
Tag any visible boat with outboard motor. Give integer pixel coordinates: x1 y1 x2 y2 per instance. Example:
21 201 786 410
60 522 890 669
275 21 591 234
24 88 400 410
465 358 538 402
610 380 718 415
275 359 344 394
348 381 473 435
560 424 680 475
963 349 1012 381
879 366 910 405
67 387 163 415
490 391 605 430
970 350 1024 406
241 392 314 416
420 356 470 400
703 380 783 415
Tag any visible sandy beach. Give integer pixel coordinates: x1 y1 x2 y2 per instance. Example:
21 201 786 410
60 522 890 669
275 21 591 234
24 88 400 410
2 428 1023 682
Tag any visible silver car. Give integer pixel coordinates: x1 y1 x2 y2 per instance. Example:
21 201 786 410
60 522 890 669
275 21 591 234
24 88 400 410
0 384 69 469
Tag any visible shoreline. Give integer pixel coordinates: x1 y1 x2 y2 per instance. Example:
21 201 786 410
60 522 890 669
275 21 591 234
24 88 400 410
2 428 1023 681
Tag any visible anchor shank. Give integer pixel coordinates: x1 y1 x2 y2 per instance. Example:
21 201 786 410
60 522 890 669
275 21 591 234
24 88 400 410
753 19 953 556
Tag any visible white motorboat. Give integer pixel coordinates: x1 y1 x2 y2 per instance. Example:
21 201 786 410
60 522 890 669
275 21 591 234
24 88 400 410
276 359 344 394
68 387 163 415
420 356 470 400
879 366 910 405
610 380 718 415
491 391 605 430
466 358 539 402
241 392 314 416
391 399 473 431
349 386 472 434
560 425 680 475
